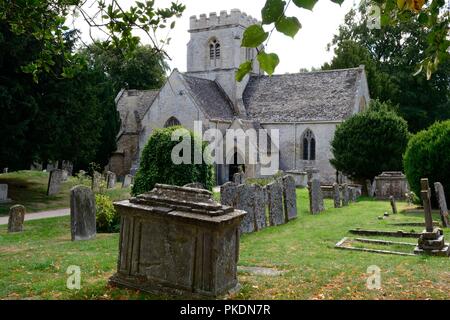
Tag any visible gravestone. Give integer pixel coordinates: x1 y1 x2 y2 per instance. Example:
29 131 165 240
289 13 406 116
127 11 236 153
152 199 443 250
414 179 450 256
70 186 96 241
122 175 133 188
282 175 297 221
348 187 354 203
8 205 25 233
434 182 450 228
374 172 409 200
3 168 8 174
352 187 358 202
62 161 73 176
233 172 245 185
333 183 341 208
267 181 285 226
47 169 64 196
92 171 103 193
366 180 374 197
342 184 349 207
254 184 267 231
236 184 256 234
184 182 205 189
309 178 325 215
0 184 11 203
61 170 69 182
106 171 116 189
390 196 398 214
220 182 238 207
110 184 245 298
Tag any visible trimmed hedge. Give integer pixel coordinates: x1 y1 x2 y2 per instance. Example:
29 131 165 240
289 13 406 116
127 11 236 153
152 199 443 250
404 120 450 206
331 102 410 181
132 126 214 196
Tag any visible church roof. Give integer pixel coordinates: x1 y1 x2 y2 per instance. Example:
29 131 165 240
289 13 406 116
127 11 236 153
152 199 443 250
181 74 236 120
243 68 363 122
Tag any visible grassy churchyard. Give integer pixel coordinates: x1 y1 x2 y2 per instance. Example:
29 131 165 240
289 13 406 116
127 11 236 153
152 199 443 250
0 173 448 300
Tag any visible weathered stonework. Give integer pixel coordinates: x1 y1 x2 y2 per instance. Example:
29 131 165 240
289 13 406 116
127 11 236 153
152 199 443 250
236 184 256 234
254 184 267 231
342 184 349 207
285 170 308 188
0 184 11 203
434 182 450 228
110 184 245 298
390 196 398 214
47 169 64 196
92 171 103 193
8 205 25 233
309 178 325 215
220 182 238 207
282 175 297 221
184 182 205 189
70 186 96 241
106 171 117 189
122 174 133 188
333 183 341 208
375 172 409 200
267 181 285 226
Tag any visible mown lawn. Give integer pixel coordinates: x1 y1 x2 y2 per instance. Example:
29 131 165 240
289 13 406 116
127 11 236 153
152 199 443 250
0 171 131 216
0 188 448 300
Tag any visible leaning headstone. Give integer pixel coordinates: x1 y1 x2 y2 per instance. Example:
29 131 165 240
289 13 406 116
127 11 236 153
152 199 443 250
236 184 256 234
333 183 341 208
390 196 398 214
0 184 11 203
61 170 69 182
8 205 26 233
220 182 238 207
122 174 133 188
47 169 64 196
309 178 325 215
434 182 450 228
92 171 102 193
342 184 349 207
366 180 374 197
267 181 285 226
254 184 267 231
282 175 297 221
184 182 205 189
106 171 116 189
70 186 96 241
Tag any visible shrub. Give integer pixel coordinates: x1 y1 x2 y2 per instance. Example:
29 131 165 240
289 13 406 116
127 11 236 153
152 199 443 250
404 120 450 206
95 194 120 233
132 126 215 196
331 100 410 182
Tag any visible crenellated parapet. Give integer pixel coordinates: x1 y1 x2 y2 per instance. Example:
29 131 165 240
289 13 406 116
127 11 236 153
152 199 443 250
189 9 260 31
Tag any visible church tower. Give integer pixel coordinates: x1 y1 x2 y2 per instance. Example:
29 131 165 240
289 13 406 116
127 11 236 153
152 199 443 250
186 9 262 114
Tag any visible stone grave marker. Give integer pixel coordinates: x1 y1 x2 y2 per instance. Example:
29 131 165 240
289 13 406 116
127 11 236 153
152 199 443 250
92 171 102 193
110 184 245 298
106 171 116 189
47 169 64 196
3 168 8 174
62 170 69 182
309 178 325 215
267 181 285 226
236 184 256 234
282 175 297 221
390 196 398 214
8 205 26 233
184 182 205 189
333 183 341 208
434 182 449 228
254 184 267 231
220 182 238 207
0 184 11 203
366 180 374 197
70 186 96 241
342 184 349 207
122 174 133 188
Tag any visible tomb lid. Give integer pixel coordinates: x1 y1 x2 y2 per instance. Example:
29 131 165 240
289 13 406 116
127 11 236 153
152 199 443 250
129 184 234 217
377 172 406 177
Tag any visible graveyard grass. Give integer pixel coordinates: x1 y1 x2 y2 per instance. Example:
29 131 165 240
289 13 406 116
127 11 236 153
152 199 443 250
0 171 131 216
0 188 449 300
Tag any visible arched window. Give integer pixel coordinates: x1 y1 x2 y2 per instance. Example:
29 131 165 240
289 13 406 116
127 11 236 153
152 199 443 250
209 39 221 67
164 117 181 128
301 129 316 161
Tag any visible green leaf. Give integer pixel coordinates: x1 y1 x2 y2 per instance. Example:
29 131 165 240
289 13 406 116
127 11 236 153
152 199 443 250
330 0 344 5
275 16 301 38
257 52 280 76
236 61 253 82
242 24 269 48
293 0 318 10
261 0 286 24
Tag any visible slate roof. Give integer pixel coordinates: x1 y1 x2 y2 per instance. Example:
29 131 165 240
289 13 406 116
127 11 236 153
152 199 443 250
181 74 236 120
243 68 363 122
134 90 160 119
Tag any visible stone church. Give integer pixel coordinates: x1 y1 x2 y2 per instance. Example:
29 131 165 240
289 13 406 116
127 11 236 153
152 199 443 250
109 9 370 185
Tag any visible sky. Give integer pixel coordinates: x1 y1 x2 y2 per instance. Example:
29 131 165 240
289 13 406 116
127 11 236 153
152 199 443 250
76 0 358 74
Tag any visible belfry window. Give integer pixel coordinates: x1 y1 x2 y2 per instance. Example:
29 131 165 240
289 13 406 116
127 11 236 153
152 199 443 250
209 39 220 67
301 129 316 161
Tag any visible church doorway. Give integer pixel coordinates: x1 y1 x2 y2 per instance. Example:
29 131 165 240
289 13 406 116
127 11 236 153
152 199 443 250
228 152 245 182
